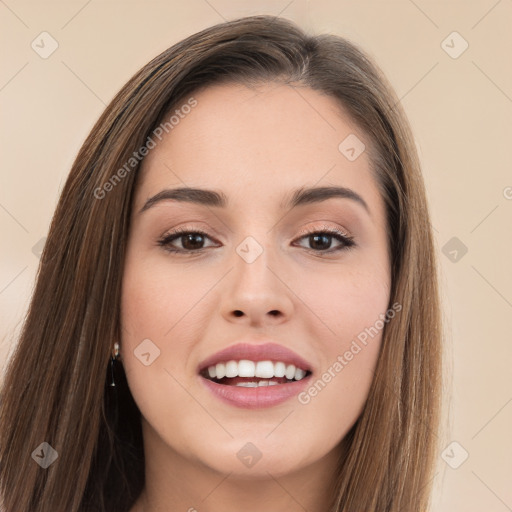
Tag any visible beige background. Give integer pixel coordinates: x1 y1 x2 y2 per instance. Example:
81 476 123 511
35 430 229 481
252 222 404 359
1 1 511 510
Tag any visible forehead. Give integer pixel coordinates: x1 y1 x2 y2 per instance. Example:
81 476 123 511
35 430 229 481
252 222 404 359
135 82 382 217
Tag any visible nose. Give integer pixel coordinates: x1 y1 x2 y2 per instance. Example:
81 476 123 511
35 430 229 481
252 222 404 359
220 242 294 327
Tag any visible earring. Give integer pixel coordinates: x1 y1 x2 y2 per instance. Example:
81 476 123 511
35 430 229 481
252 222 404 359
109 342 120 387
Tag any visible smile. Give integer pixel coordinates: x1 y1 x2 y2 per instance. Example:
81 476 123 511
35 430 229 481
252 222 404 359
201 359 311 387
197 341 314 408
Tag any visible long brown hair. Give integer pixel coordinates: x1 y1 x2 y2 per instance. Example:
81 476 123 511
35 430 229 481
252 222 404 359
0 15 442 511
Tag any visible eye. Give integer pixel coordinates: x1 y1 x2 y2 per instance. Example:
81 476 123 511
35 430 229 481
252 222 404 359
157 227 218 254
293 227 356 254
157 226 356 255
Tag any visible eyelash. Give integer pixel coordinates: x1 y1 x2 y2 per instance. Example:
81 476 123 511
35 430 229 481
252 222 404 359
156 226 356 256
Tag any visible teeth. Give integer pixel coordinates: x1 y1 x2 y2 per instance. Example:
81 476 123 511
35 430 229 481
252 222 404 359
294 368 306 380
235 380 282 387
215 363 226 379
255 361 274 378
225 360 238 378
285 364 296 380
238 360 255 377
274 361 286 377
205 360 309 381
236 382 258 387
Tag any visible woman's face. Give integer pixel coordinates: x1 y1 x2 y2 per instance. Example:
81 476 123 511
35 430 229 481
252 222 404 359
121 82 391 479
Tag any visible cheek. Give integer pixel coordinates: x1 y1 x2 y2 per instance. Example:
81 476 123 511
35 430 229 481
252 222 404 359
297 276 387 438
119 254 219 410
295 263 389 425
296 337 381 451
119 257 205 435
299 262 391 342
119 256 184 387
121 255 209 340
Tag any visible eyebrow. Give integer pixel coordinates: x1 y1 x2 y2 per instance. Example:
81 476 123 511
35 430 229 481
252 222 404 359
139 185 370 215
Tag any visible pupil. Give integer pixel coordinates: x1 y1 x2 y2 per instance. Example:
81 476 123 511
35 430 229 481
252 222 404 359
183 234 203 250
310 234 330 250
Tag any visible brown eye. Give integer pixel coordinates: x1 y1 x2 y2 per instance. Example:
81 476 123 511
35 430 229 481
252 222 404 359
294 229 355 253
157 227 356 256
157 229 217 254
179 233 206 251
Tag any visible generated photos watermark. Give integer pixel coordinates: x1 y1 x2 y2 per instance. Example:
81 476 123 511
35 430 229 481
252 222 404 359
93 97 197 200
298 301 402 405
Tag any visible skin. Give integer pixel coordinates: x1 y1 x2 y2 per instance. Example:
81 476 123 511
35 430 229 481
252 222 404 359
121 82 391 512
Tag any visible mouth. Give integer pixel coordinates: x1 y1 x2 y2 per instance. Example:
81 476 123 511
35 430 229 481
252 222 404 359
197 342 314 408
199 359 312 387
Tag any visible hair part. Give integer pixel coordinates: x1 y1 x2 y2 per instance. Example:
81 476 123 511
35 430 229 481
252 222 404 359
0 15 442 512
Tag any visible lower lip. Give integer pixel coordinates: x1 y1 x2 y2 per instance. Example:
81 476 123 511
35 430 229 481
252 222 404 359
200 375 312 409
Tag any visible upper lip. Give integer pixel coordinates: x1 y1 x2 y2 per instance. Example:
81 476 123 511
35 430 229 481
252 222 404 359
197 342 313 374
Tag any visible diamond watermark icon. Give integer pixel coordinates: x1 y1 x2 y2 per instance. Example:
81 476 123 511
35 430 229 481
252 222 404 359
441 441 469 469
237 442 262 468
31 442 58 468
31 31 59 59
441 31 468 59
442 236 468 263
338 134 366 162
236 236 264 264
32 237 46 258
134 338 161 366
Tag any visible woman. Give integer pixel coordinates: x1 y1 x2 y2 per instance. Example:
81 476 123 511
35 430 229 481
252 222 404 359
0 15 442 512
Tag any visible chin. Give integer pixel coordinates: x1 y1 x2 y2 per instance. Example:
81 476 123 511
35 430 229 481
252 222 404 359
190 437 319 479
